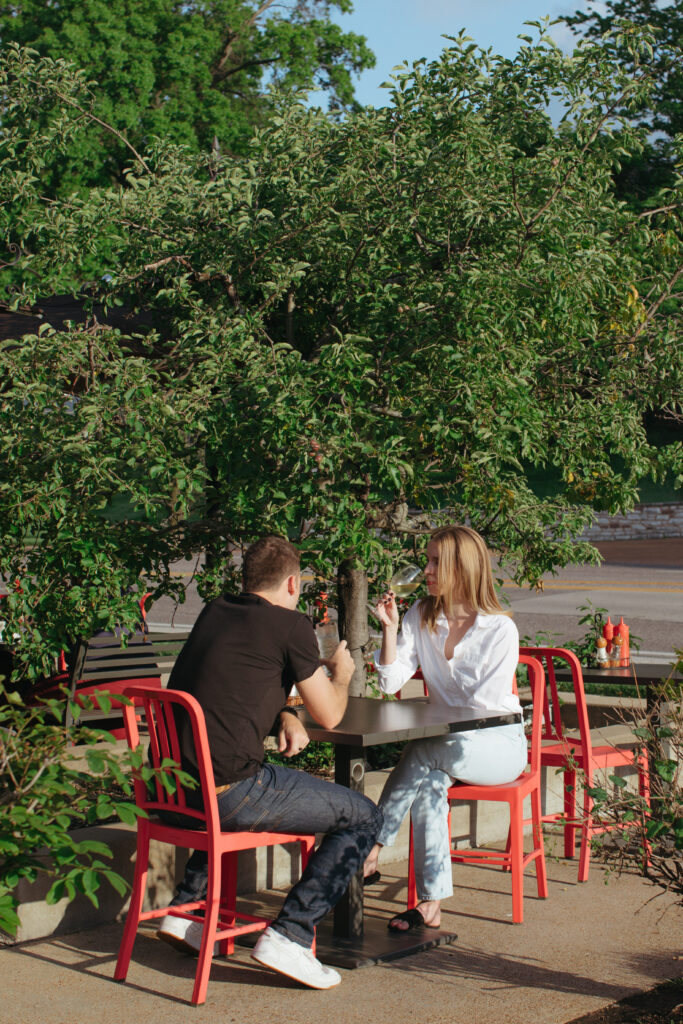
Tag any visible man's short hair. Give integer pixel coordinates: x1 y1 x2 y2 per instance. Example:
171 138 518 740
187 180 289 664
242 535 301 593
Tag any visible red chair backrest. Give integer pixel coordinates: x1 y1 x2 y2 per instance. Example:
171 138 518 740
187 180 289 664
519 647 592 759
121 686 222 840
517 654 545 776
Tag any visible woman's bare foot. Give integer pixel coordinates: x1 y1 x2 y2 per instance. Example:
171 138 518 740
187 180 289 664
389 900 441 930
363 842 382 879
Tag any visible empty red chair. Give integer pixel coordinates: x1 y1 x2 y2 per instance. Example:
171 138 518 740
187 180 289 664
519 646 649 883
393 667 429 700
114 686 315 1005
407 655 548 923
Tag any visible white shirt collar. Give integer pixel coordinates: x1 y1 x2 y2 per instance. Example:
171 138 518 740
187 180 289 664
435 611 496 630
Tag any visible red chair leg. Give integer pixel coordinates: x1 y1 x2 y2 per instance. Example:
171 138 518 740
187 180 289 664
638 751 650 805
502 824 512 872
530 785 548 900
407 819 418 909
637 751 651 870
219 851 238 957
114 827 150 981
577 783 594 884
563 768 578 859
192 852 222 1006
509 798 524 924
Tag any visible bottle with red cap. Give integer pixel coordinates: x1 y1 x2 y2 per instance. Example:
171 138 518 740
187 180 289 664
602 616 614 655
614 616 630 667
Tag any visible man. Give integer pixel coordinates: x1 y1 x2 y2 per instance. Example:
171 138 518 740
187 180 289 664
156 535 382 989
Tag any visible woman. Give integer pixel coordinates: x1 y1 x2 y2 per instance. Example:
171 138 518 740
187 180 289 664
364 525 526 931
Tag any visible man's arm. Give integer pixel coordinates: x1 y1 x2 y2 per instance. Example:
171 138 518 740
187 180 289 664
296 641 354 729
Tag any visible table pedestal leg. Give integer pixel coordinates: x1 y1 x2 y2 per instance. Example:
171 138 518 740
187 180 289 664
333 743 365 939
313 741 458 969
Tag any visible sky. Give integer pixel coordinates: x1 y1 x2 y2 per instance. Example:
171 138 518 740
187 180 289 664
337 0 603 107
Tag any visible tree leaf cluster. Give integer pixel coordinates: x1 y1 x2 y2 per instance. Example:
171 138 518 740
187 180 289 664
0 0 374 195
1 26 682 680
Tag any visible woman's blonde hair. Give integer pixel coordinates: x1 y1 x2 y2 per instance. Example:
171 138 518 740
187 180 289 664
419 525 503 632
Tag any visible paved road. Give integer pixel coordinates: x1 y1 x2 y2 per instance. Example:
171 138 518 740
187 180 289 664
503 538 683 660
146 539 683 663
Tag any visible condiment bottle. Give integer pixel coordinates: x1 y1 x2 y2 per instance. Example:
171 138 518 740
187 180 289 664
595 637 608 664
615 616 629 667
610 634 623 668
602 616 614 654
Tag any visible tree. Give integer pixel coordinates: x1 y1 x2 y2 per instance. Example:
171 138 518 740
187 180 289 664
563 1 683 203
564 1 683 143
1 25 683 695
0 0 374 193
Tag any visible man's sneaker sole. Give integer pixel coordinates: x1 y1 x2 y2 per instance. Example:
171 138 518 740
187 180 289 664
251 927 341 990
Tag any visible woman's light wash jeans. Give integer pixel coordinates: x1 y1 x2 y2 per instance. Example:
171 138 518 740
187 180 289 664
376 722 527 903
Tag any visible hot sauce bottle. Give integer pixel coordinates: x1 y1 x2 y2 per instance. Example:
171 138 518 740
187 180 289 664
602 616 614 655
615 616 630 667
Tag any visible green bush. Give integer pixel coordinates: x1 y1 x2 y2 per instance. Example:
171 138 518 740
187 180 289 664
0 681 192 936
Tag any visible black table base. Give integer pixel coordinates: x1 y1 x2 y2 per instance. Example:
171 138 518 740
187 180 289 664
314 914 458 969
237 913 457 969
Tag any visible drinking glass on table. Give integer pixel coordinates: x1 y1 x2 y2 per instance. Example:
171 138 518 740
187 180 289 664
389 564 423 598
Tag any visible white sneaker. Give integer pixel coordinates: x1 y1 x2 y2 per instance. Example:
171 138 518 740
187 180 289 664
251 926 341 990
157 915 219 957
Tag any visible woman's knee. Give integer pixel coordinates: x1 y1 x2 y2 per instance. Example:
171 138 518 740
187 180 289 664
413 770 451 815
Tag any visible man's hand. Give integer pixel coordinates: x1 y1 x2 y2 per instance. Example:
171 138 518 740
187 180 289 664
320 640 355 682
278 712 310 758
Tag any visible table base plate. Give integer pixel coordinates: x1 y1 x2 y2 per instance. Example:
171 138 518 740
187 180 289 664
313 915 458 969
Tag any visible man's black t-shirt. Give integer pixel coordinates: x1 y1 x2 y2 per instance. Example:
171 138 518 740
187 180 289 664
168 593 320 786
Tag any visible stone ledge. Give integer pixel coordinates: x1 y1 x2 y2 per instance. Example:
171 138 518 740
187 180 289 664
580 501 683 541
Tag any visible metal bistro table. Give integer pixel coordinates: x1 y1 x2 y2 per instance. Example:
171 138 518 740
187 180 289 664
554 660 681 713
301 695 497 969
554 659 681 777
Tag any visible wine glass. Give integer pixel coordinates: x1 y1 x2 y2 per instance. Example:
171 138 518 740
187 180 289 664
389 563 423 598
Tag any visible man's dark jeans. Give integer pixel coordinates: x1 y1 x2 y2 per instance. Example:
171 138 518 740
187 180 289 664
168 761 382 949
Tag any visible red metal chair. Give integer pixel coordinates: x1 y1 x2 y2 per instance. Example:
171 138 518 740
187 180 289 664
114 686 316 1005
407 655 548 923
519 646 649 883
394 667 429 699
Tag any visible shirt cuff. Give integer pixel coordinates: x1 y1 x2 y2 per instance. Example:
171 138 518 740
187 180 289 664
372 651 412 694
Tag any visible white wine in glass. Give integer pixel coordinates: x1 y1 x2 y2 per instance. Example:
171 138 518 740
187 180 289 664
390 563 423 597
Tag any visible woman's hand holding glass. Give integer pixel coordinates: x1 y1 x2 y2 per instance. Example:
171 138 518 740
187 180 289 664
375 590 400 632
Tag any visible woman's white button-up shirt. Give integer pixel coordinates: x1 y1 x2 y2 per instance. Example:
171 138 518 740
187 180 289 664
374 602 521 719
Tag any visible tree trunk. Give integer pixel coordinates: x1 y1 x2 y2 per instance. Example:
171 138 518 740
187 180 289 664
337 559 369 697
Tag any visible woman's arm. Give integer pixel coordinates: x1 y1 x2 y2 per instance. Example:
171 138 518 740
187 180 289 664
377 591 399 665
374 597 420 694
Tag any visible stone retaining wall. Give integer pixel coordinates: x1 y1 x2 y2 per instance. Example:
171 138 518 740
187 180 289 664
581 501 683 541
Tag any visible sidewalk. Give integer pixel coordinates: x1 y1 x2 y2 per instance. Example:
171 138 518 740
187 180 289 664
4 849 682 1024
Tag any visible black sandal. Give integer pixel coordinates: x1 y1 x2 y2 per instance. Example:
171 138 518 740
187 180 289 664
387 908 436 932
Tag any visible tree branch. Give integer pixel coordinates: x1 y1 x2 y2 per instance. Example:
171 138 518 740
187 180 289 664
54 91 152 175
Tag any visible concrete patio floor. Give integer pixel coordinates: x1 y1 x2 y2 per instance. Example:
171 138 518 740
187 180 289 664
4 846 682 1024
